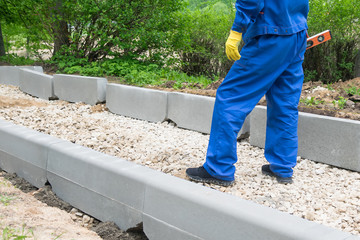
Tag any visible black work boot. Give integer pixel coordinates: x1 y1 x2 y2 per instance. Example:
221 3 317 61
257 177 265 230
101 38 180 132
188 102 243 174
186 166 234 187
261 164 293 184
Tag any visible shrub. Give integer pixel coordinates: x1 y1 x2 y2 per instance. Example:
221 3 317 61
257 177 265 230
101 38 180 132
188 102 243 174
169 1 235 78
0 54 35 65
3 0 184 62
304 0 360 83
55 56 212 88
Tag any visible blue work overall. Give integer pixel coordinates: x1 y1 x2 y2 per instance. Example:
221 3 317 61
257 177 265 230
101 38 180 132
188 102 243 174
203 0 309 181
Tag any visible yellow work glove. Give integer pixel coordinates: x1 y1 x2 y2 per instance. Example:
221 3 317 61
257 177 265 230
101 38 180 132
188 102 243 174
225 30 242 61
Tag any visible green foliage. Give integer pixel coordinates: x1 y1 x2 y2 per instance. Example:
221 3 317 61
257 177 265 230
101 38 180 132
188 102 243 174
2 0 359 85
57 0 183 61
0 0 52 58
304 0 360 83
2 0 184 62
54 56 213 88
304 69 318 82
186 0 235 11
332 96 348 109
345 86 360 96
300 97 324 106
170 1 235 78
0 54 35 66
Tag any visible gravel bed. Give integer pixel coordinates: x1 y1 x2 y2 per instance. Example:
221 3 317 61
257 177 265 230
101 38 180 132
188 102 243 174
0 84 359 236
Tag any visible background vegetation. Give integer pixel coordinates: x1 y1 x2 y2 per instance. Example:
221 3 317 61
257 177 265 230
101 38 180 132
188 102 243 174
0 0 359 87
305 0 360 83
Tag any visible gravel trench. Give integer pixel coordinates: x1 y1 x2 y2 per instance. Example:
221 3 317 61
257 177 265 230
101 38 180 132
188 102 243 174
0 84 359 236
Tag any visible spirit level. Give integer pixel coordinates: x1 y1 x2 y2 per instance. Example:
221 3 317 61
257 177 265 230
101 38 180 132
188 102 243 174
306 30 332 50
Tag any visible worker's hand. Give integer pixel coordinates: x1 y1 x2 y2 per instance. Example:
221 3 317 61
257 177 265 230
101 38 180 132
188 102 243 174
225 30 242 61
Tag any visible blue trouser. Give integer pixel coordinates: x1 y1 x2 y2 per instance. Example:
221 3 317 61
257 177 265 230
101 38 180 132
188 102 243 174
204 30 307 181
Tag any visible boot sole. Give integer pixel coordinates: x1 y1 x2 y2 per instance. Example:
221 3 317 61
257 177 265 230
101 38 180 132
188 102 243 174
262 166 293 184
186 174 234 187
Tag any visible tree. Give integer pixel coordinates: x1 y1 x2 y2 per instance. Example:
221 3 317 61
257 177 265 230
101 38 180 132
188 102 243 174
51 0 70 55
0 22 5 56
0 0 13 56
55 0 184 61
0 0 183 61
0 0 45 58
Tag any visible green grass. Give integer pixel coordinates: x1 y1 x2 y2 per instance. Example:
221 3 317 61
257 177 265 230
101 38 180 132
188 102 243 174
0 194 16 206
345 86 360 96
1 224 66 239
300 97 324 106
332 96 348 109
1 224 34 240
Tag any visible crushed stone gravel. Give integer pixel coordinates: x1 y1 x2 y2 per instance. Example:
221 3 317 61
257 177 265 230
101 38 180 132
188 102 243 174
0 84 359 236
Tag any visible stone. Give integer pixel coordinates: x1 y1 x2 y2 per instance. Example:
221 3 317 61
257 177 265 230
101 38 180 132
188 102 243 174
75 212 83 217
83 215 91 223
70 208 78 214
346 100 355 108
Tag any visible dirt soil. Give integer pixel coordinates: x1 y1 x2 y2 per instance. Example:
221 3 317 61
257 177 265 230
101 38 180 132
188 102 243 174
0 171 148 240
145 77 360 121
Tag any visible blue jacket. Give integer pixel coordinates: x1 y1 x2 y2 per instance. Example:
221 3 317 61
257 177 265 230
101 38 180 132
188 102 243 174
232 0 309 42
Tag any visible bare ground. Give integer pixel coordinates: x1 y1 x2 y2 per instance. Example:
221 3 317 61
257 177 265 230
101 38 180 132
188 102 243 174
0 170 148 240
0 171 102 240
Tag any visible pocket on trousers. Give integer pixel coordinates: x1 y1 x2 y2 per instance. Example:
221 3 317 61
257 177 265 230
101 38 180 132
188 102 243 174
235 36 260 68
298 31 307 61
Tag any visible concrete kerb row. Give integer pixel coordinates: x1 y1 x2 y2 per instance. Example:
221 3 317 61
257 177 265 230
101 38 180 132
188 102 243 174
0 66 250 134
250 106 360 173
105 83 250 137
0 66 43 86
0 119 356 240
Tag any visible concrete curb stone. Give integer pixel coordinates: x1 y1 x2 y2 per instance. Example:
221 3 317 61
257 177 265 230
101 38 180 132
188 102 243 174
167 92 214 134
143 214 202 240
106 84 168 123
47 141 145 230
0 119 62 188
53 74 107 105
0 66 43 86
19 68 56 100
167 92 250 136
47 172 143 230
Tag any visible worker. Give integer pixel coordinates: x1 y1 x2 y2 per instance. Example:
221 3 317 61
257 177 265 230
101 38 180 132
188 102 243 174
186 0 309 186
